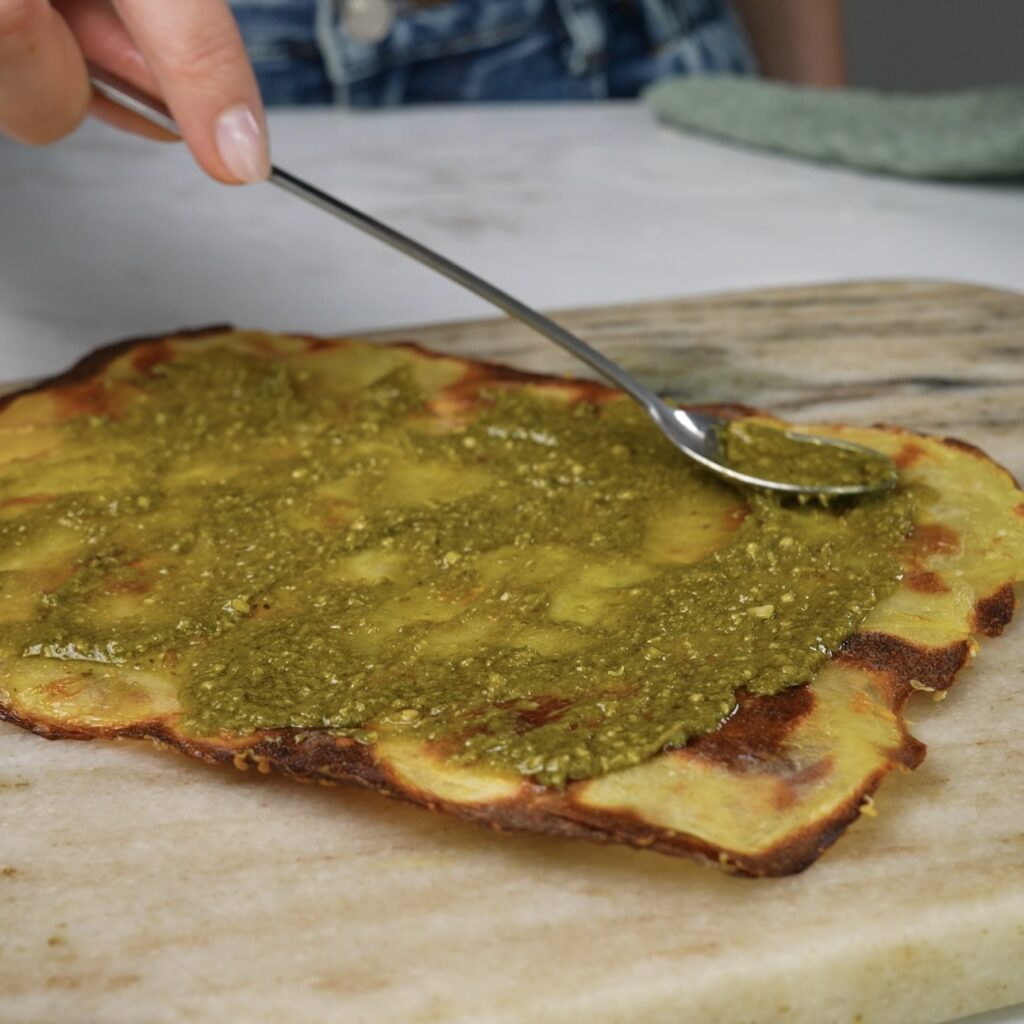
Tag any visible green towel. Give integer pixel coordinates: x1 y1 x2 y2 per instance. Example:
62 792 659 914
645 76 1024 180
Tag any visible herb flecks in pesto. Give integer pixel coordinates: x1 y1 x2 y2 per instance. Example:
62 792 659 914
1 345 913 787
722 420 897 491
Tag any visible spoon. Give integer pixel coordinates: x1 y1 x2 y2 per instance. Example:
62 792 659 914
89 67 897 497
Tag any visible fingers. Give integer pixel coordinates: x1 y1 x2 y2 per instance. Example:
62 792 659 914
57 0 155 89
0 0 91 145
55 0 174 142
89 90 180 143
111 0 270 184
0 0 269 183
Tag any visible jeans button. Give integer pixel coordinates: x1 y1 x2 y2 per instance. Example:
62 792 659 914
337 0 397 43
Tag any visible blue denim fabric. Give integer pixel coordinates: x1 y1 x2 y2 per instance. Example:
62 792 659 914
230 0 754 107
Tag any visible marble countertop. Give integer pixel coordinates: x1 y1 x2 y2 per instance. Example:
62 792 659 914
1 103 1022 1024
1 101 1022 382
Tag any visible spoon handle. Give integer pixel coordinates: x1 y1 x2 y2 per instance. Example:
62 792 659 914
268 166 668 409
88 65 670 418
90 64 898 496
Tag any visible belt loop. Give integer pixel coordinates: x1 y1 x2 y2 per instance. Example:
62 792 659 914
552 0 607 78
314 0 351 103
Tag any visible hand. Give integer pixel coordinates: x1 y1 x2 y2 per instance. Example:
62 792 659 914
0 0 270 183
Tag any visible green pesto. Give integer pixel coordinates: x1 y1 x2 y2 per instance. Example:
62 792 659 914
1 347 913 786
722 420 897 491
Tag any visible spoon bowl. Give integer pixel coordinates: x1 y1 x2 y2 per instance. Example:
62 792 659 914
659 407 899 497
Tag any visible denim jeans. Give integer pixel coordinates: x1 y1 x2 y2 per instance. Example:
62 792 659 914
230 0 754 106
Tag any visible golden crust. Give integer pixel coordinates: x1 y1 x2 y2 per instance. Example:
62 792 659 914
1 328 1022 877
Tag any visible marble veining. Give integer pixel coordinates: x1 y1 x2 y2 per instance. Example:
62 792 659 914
2 104 1024 381
2 280 1023 1024
1 101 1023 1024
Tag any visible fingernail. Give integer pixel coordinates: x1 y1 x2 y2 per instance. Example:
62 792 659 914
215 104 269 183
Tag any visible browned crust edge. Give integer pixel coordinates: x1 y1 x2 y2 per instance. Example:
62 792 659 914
972 582 1018 637
0 327 1020 877
3 329 1010 481
0 629 959 878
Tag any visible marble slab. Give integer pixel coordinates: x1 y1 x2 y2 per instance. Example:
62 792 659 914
3 106 1024 384
1 280 1022 1024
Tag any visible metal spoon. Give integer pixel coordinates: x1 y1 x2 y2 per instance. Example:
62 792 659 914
89 66 897 497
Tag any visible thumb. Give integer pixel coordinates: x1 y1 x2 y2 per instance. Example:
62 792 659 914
0 0 91 145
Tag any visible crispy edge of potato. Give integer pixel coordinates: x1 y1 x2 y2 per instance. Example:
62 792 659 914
0 328 1020 877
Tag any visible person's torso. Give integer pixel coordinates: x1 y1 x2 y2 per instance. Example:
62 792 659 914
230 0 754 105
